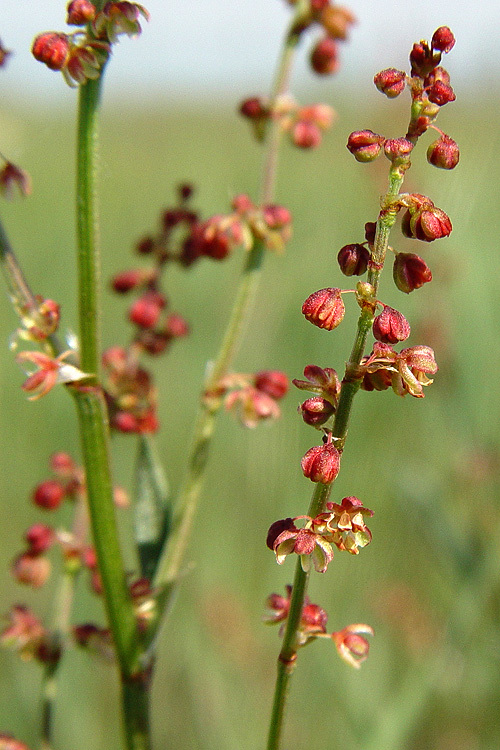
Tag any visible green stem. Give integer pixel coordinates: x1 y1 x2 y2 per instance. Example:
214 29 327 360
266 165 408 750
150 3 306 624
121 677 152 750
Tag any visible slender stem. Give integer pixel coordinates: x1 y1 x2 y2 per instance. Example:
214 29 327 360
151 3 306 622
266 165 408 750
121 677 152 750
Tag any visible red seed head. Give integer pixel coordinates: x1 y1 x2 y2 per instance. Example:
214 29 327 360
129 291 166 328
347 130 385 162
67 0 97 25
33 480 66 510
254 370 289 400
239 96 267 120
292 120 322 149
32 33 70 70
299 396 335 426
427 80 456 106
393 252 432 293
302 288 345 330
431 27 455 53
383 138 414 162
373 306 411 344
310 36 339 75
301 442 340 484
337 243 370 276
25 524 55 554
374 68 406 98
427 135 459 169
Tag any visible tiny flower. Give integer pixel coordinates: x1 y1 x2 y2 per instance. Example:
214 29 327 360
129 291 166 328
319 5 356 40
402 204 452 242
394 345 438 398
12 552 51 588
292 120 322 149
323 496 373 554
310 36 339 75
93 2 150 43
264 586 291 624
427 135 459 169
431 26 455 53
67 0 97 25
374 68 406 98
64 41 109 86
331 623 374 668
32 33 70 70
111 268 154 293
0 162 32 200
337 243 370 276
409 41 436 79
292 364 340 401
299 396 335 426
427 81 456 106
302 288 345 330
0 605 45 659
50 452 76 476
373 306 411 344
301 442 340 484
272 519 334 573
254 370 289 400
347 130 385 162
17 350 88 400
73 624 114 660
383 138 414 163
33 479 66 510
25 523 55 554
393 252 432 293
224 386 281 429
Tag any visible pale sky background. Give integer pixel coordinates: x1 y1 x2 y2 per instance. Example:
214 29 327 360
0 1 498 103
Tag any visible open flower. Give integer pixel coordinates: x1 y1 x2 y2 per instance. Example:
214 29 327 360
268 516 334 573
17 350 89 400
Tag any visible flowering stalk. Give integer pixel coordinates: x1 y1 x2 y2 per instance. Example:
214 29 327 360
150 0 310 619
266 27 457 749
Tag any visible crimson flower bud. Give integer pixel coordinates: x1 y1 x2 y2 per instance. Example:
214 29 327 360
427 81 456 106
299 396 335 426
33 480 66 510
262 204 292 229
12 553 51 588
402 205 452 242
409 42 435 78
136 236 155 254
431 26 455 53
373 306 410 344
301 442 340 484
427 135 459 169
319 5 356 40
111 268 153 293
67 0 97 25
292 120 322 149
129 291 166 328
347 130 385 162
32 33 70 70
383 138 414 162
331 624 373 668
240 96 267 120
164 313 189 338
254 370 289 400
302 288 345 330
373 68 406 98
337 243 370 276
301 602 328 633
25 524 54 554
50 452 75 476
393 252 432 293
310 36 339 75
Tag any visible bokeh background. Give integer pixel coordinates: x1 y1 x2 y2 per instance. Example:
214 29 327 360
1 2 500 749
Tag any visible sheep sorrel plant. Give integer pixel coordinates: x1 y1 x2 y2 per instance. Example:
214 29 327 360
0 2 465 749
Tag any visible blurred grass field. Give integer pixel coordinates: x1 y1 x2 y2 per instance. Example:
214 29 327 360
0 87 499 750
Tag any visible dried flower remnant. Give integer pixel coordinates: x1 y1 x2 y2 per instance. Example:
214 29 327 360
331 623 373 668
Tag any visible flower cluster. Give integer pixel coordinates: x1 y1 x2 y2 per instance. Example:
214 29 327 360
265 586 373 666
214 369 289 429
32 2 149 86
267 495 373 573
240 96 335 150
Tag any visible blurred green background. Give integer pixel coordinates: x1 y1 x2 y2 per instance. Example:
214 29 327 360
0 65 499 750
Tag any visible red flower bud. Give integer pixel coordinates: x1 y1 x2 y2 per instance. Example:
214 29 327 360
67 0 97 25
347 130 385 162
33 480 65 510
25 524 54 554
292 120 322 149
427 81 456 106
239 96 267 120
164 313 189 338
262 204 292 229
32 33 70 70
301 442 340 484
373 68 406 98
129 291 166 328
337 243 370 276
383 138 414 162
299 396 335 426
49 452 75 476
427 135 459 169
431 26 455 53
254 370 289 400
373 306 411 344
302 288 345 330
136 236 155 254
402 205 452 242
393 252 432 293
12 553 51 588
111 268 153 293
310 36 339 75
